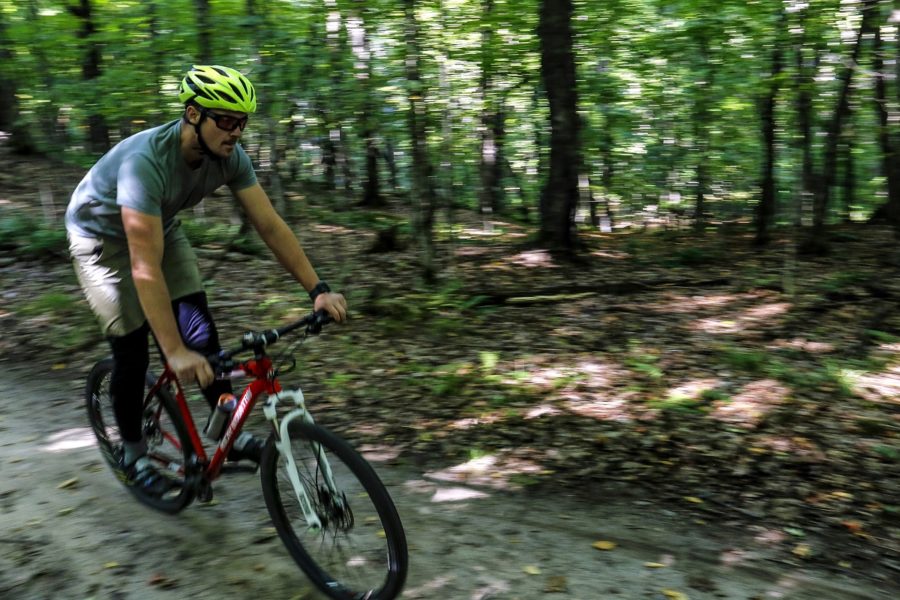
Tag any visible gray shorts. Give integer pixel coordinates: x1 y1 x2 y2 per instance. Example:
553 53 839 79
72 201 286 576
69 226 203 338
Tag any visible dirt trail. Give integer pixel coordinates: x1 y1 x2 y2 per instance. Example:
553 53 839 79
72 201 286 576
0 365 896 600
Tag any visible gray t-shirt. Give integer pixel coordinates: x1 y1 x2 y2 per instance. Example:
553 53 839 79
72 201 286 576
65 119 257 239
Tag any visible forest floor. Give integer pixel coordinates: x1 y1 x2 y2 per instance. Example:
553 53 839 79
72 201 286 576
1 150 900 598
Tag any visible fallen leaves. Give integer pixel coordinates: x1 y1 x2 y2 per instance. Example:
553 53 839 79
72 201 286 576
57 477 79 490
592 540 617 551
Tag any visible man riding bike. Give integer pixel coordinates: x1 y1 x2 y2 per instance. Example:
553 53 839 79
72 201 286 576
66 65 347 498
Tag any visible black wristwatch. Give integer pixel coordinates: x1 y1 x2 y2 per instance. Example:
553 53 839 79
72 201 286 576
309 281 331 302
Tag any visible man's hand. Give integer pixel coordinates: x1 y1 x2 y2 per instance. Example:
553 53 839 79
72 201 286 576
314 292 348 323
167 346 214 388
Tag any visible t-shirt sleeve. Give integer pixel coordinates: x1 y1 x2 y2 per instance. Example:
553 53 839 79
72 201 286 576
116 154 165 216
227 145 258 192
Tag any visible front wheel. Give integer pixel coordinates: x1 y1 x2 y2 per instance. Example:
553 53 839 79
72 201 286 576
260 421 408 600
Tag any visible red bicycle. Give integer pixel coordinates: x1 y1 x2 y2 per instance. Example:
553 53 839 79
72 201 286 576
85 312 408 600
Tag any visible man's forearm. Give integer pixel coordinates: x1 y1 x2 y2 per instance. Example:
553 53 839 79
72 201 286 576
258 219 321 293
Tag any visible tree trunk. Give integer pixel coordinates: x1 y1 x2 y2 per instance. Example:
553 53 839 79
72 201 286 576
795 40 816 228
246 0 286 216
69 0 108 154
479 0 503 226
809 0 879 250
841 136 854 223
195 0 212 63
0 10 33 153
692 31 713 232
538 0 579 251
350 6 385 208
756 13 785 246
873 11 900 234
405 0 437 281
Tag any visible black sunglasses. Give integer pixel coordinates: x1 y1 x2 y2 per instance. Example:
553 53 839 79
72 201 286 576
201 108 249 132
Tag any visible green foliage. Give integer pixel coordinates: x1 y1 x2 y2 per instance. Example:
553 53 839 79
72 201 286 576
722 347 769 373
0 0 894 230
625 342 664 379
663 246 723 268
19 292 81 317
872 445 900 463
0 214 67 257
814 271 871 293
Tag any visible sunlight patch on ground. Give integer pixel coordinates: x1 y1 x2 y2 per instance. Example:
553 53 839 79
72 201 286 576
851 365 900 404
518 359 618 389
667 378 721 400
564 392 635 422
449 413 504 430
691 301 791 335
742 302 791 321
311 224 356 235
525 404 561 419
41 428 96 453
710 379 790 427
503 249 558 269
425 454 546 491
357 443 402 462
648 292 740 314
590 249 631 259
431 486 491 503
768 337 836 353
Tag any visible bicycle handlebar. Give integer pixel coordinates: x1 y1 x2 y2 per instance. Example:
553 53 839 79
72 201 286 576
208 310 333 370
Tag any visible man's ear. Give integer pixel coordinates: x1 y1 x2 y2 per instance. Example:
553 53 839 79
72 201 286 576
184 105 201 125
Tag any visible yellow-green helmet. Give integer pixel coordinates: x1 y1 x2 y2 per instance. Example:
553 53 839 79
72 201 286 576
178 65 257 114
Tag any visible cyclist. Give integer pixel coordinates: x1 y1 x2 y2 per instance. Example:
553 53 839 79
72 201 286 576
66 65 347 498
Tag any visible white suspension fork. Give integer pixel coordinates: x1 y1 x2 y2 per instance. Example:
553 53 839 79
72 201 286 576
263 388 341 529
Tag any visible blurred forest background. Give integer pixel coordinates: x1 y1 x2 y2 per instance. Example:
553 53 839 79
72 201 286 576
2 0 900 579
0 0 898 259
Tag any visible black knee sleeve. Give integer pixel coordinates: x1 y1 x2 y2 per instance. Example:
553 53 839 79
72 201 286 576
108 324 151 443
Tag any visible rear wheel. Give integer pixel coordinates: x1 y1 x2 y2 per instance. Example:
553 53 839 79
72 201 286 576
85 358 195 513
260 420 407 600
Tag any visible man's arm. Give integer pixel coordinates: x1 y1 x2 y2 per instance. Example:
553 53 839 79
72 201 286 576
234 183 347 321
121 206 214 386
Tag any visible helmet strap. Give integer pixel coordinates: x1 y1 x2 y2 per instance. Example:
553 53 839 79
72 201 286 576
186 105 222 162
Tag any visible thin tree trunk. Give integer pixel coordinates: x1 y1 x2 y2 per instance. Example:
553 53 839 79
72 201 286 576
874 11 900 234
405 0 437 281
809 0 879 250
692 32 713 232
538 0 579 251
479 0 502 227
69 0 108 154
756 12 785 246
350 5 385 208
195 0 212 63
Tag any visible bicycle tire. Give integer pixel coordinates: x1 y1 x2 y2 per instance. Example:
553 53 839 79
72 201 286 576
85 357 195 513
260 420 408 600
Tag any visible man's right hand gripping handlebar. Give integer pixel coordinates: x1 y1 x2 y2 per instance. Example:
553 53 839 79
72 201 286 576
167 346 215 389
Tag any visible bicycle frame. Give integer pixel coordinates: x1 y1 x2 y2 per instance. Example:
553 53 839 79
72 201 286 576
146 352 341 528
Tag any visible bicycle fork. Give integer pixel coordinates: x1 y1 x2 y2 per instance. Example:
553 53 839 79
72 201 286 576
263 388 343 530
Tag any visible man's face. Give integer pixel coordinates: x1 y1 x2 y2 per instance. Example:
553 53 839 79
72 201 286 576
189 106 248 158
